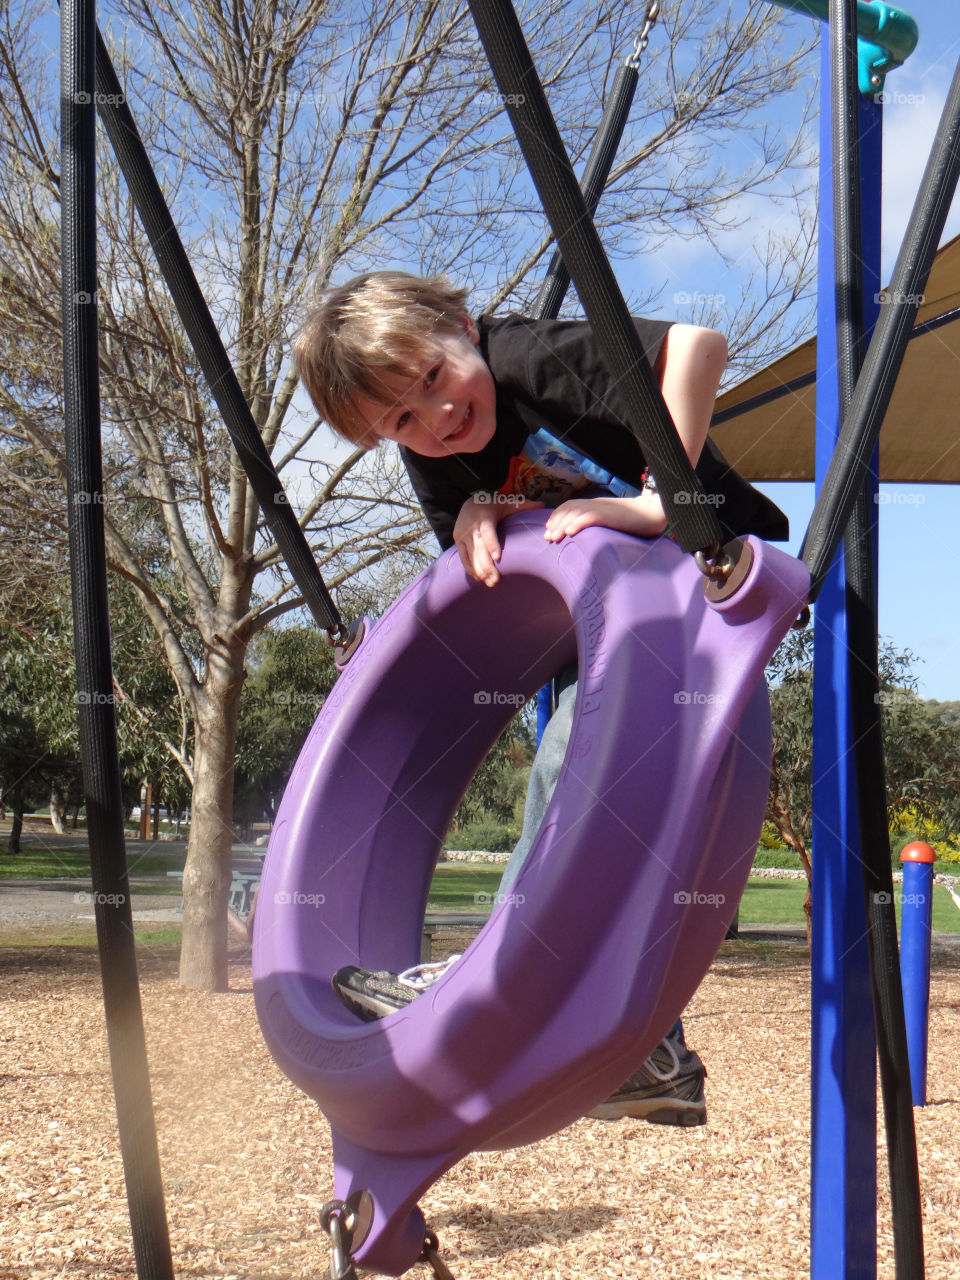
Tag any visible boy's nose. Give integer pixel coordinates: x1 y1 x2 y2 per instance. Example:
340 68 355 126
430 401 456 435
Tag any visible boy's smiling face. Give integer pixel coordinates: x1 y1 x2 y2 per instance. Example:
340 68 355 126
352 316 497 457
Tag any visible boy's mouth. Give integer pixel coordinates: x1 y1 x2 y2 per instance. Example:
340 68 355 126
445 402 473 443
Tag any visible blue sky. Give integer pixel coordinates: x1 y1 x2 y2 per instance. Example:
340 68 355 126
724 0 960 701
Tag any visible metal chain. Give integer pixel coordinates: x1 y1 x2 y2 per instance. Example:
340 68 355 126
420 1228 458 1279
319 1200 359 1280
626 1 661 69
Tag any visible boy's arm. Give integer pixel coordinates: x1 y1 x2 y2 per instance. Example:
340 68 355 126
545 324 725 545
543 488 667 543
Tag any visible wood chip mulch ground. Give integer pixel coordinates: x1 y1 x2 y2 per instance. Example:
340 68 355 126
2 940 959 1279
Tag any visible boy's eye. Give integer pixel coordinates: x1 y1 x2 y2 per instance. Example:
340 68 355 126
424 363 441 387
396 411 411 430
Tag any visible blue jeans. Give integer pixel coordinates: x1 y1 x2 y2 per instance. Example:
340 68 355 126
499 668 577 894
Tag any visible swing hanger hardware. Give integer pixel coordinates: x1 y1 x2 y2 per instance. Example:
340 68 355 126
695 543 735 582
626 1 660 68
420 1227 458 1279
698 537 755 604
319 1191 374 1280
326 616 367 670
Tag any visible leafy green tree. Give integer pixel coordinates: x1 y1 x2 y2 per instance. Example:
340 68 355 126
765 628 960 931
451 706 535 842
234 627 339 832
0 564 195 848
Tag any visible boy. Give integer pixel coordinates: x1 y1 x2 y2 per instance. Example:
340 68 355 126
294 270 787 1125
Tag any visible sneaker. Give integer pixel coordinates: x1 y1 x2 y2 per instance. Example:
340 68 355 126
587 1023 707 1126
332 955 462 1021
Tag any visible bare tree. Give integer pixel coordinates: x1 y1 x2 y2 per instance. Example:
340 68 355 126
0 0 817 988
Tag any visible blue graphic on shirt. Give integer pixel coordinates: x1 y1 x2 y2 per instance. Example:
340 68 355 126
498 427 641 507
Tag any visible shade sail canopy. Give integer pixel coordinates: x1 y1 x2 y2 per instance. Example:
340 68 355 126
710 232 960 482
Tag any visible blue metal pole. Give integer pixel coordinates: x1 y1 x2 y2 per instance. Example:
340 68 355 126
899 842 937 1106
535 684 554 747
810 39 883 1280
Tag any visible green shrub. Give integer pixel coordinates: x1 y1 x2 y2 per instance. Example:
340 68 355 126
758 821 788 850
753 845 805 870
891 827 960 866
444 820 519 853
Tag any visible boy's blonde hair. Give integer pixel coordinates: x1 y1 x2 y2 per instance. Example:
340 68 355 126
294 270 472 446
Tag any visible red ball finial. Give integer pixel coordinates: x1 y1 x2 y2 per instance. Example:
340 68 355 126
900 841 937 864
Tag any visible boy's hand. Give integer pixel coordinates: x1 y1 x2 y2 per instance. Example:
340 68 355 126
453 494 543 587
543 491 668 543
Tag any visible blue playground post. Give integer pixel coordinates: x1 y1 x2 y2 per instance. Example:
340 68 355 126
899 841 937 1106
536 683 554 747
809 32 883 1280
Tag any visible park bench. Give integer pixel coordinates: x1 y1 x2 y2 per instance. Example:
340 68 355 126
165 868 262 918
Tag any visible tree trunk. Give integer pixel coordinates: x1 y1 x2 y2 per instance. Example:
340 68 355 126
799 848 813 946
8 784 24 853
49 786 67 834
179 642 247 991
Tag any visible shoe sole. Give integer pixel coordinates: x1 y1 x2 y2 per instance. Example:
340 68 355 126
587 1098 707 1126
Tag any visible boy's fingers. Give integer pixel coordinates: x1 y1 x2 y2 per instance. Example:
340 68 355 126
476 524 502 585
456 526 500 586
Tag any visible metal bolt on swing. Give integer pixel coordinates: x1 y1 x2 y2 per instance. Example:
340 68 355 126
697 538 758 605
327 616 367 670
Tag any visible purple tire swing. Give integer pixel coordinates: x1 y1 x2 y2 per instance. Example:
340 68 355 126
253 511 810 1274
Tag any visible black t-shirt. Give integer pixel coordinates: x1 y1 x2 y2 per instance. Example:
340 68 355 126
401 313 788 550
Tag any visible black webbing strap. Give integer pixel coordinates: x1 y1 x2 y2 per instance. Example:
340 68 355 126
801 48 960 595
91 29 343 636
466 0 723 555
61 2 174 1276
829 4 924 1275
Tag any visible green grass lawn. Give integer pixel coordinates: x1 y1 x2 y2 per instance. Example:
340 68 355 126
0 846 183 880
426 863 960 934
3 852 956 941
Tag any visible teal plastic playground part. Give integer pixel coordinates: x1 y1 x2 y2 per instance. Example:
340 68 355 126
772 0 919 95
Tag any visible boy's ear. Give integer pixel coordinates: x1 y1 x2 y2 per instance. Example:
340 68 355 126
462 314 480 345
